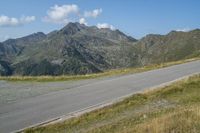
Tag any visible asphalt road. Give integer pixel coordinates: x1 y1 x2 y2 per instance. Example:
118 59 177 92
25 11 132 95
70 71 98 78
0 60 200 133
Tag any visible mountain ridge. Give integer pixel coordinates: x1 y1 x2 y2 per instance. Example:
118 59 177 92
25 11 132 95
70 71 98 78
0 23 199 76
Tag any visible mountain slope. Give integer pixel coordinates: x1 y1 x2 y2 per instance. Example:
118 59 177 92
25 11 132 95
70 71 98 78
136 29 200 64
0 23 200 76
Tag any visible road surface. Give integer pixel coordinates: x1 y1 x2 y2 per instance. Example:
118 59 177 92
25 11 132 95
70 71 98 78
0 60 200 133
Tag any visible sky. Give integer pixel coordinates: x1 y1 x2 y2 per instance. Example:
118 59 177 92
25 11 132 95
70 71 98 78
0 0 200 41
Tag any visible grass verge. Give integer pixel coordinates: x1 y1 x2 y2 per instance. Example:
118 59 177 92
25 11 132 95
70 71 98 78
1 57 199 82
25 74 200 133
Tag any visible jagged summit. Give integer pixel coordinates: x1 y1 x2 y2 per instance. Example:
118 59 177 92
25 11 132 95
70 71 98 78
60 22 87 35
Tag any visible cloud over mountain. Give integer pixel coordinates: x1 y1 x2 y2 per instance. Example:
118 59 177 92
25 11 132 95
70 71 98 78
97 23 115 30
79 18 87 25
43 4 79 24
43 4 103 25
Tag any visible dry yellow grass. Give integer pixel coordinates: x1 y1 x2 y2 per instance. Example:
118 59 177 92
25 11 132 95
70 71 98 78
126 106 200 133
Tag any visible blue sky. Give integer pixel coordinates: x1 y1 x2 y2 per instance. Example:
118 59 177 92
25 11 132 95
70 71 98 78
0 0 200 41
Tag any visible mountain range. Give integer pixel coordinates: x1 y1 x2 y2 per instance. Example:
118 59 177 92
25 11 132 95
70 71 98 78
0 22 200 76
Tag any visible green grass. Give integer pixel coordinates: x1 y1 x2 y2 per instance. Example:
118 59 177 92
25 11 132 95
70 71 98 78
1 57 199 82
25 74 200 133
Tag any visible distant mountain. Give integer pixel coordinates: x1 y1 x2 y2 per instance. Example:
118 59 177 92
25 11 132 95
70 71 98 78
0 23 199 76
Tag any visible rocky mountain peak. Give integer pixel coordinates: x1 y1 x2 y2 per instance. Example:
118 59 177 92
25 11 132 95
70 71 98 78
60 22 86 35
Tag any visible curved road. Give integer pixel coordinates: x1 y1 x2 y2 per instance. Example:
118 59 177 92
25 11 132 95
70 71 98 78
0 60 200 133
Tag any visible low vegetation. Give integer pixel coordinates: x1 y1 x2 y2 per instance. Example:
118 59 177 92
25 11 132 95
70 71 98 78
25 74 200 133
1 57 199 82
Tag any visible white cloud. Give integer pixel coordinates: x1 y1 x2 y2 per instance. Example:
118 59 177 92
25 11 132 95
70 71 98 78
43 4 103 25
0 15 35 27
20 16 36 23
44 4 79 24
79 18 87 25
84 8 102 18
176 28 190 32
97 23 115 30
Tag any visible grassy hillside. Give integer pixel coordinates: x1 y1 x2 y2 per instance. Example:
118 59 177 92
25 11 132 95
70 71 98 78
136 29 200 65
1 57 199 82
25 74 200 133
